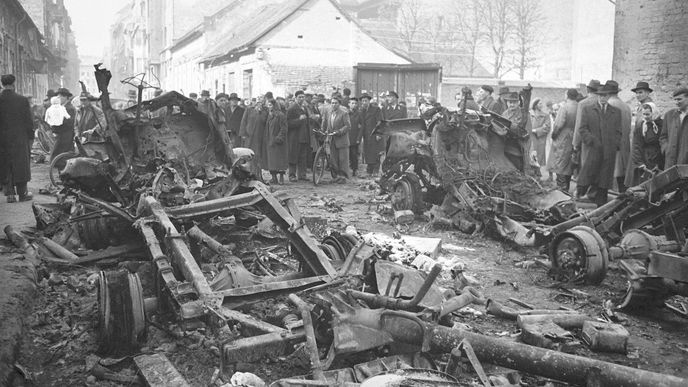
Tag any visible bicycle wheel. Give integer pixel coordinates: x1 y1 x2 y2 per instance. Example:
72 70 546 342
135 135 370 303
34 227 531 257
36 126 55 153
49 151 79 186
312 147 327 185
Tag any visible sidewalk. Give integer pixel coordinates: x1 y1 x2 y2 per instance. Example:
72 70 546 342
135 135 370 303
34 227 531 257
0 162 52 384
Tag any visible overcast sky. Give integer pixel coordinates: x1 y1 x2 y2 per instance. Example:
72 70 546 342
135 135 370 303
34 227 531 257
64 0 127 58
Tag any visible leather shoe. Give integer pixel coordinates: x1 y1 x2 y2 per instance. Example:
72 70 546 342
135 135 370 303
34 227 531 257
19 192 33 202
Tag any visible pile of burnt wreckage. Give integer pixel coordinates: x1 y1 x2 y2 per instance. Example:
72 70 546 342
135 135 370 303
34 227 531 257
6 66 687 386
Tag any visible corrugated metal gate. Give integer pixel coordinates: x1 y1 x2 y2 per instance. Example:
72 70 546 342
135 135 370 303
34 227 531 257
354 63 442 117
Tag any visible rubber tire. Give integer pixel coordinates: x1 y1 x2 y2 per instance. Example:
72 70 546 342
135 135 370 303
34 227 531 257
312 147 327 185
391 173 424 214
98 270 147 354
49 151 78 186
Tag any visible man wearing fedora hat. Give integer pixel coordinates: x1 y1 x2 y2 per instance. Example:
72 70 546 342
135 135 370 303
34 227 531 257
217 92 244 147
0 74 35 202
631 81 653 112
501 91 533 172
571 79 601 197
50 87 77 170
577 80 622 207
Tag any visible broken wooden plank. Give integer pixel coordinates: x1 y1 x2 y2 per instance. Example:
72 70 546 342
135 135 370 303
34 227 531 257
134 353 190 387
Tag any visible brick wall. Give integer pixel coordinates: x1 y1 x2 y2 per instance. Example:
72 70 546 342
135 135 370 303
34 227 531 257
612 0 688 113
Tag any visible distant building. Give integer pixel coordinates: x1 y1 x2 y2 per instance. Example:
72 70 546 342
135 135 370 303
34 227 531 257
19 0 80 93
79 55 101 95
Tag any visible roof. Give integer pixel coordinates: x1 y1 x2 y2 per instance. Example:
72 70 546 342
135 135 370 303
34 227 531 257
201 0 310 63
200 0 413 65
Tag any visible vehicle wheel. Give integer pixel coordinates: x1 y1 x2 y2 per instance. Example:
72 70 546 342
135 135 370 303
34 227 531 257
391 173 424 214
36 127 55 153
49 151 78 186
312 147 327 185
98 270 147 354
549 226 608 284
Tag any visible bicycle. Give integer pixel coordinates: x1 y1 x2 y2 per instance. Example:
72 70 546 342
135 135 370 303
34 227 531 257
311 129 336 185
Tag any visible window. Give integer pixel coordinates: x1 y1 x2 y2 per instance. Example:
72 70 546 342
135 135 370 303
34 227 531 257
242 69 252 99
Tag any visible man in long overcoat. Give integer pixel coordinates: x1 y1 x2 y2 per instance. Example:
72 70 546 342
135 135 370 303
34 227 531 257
322 96 351 182
74 92 106 137
577 81 623 207
0 74 35 201
359 94 383 176
286 90 311 182
549 89 579 192
660 87 688 169
572 79 601 197
221 93 244 147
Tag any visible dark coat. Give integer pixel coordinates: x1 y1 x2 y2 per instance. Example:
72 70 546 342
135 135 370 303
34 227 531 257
239 105 268 165
577 103 623 189
382 104 407 120
361 105 383 163
660 108 688 169
548 99 577 175
286 103 310 164
348 107 363 145
482 95 498 112
0 89 34 183
322 107 351 149
75 104 106 135
630 117 664 184
530 111 551 166
608 95 632 184
224 105 245 146
265 110 288 171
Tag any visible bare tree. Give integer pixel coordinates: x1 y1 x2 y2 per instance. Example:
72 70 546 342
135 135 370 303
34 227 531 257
396 0 425 53
451 0 483 77
512 0 545 79
478 0 513 78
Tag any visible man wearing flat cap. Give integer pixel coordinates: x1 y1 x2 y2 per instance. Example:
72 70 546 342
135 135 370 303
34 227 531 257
382 90 406 120
0 74 35 202
50 87 77 170
476 85 498 112
286 90 312 181
660 87 688 169
75 91 107 138
577 80 623 207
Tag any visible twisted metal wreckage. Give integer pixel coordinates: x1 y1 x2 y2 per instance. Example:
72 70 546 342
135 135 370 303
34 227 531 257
21 66 688 386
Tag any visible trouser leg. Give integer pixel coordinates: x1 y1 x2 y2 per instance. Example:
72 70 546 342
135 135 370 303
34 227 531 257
576 184 588 198
594 186 608 207
349 145 359 175
616 176 626 194
15 182 28 197
366 162 379 175
297 144 309 179
556 174 571 192
338 147 351 178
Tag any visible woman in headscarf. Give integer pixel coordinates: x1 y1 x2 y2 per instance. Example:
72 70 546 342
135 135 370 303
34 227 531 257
629 102 663 185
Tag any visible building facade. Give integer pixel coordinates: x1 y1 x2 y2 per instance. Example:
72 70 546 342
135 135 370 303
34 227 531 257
612 0 688 112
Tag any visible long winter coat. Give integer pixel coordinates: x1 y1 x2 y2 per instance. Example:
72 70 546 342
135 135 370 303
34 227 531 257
530 110 551 166
265 110 288 171
0 89 34 183
577 103 623 189
286 103 310 164
608 95 632 185
223 105 245 147
348 108 363 146
660 108 688 169
239 105 268 166
361 105 383 163
548 99 577 176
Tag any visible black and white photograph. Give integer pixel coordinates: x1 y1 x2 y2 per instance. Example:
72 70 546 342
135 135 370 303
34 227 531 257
0 0 687 385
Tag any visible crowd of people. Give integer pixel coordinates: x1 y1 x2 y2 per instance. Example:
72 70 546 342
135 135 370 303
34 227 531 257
2 70 688 208
470 80 688 207
185 87 408 185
